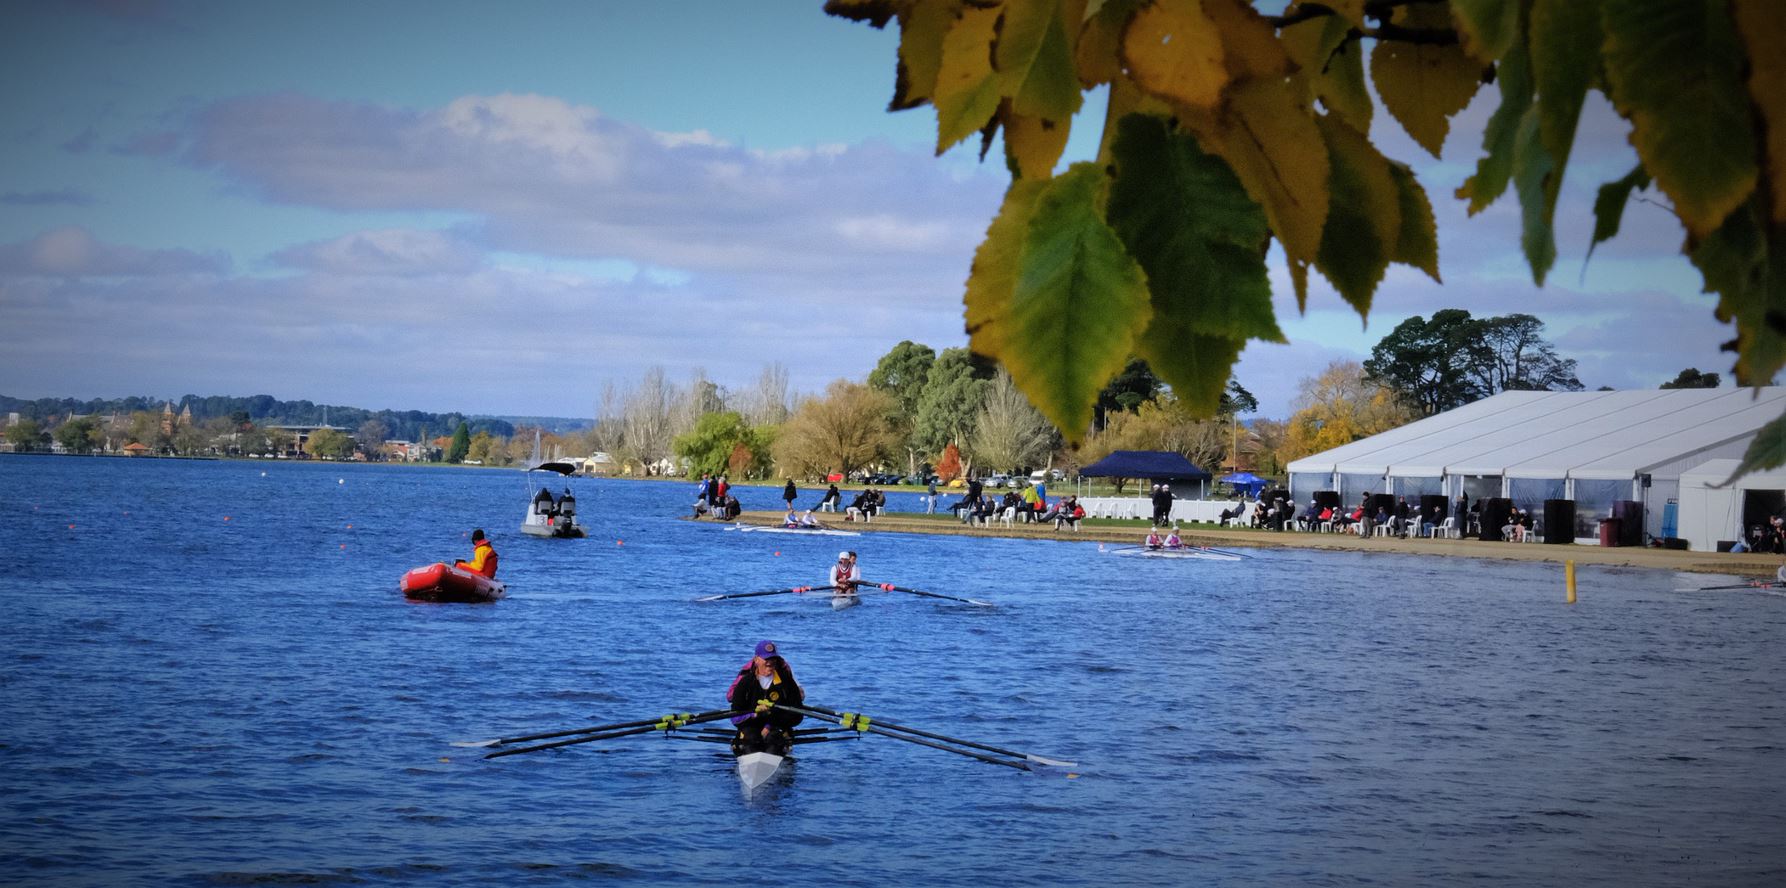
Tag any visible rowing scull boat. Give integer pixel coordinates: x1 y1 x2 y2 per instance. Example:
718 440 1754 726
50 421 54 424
725 523 861 537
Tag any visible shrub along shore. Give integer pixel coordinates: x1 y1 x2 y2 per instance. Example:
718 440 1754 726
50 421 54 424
729 511 1779 580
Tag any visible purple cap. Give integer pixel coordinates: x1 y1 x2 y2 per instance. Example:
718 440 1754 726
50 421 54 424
754 640 778 659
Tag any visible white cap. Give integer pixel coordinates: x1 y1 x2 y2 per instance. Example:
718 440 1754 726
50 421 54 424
838 551 851 560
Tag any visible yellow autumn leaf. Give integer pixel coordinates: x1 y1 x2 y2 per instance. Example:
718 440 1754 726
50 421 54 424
1369 4 1484 158
892 0 961 110
1121 0 1227 110
1075 0 1138 87
1281 13 1371 131
933 4 1004 153
1193 78 1331 266
1732 0 1786 225
1003 104 1072 179
1198 0 1289 82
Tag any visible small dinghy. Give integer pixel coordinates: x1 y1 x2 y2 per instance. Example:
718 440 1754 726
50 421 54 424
521 459 585 539
400 562 506 603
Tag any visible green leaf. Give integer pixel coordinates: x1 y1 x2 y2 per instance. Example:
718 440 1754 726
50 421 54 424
1139 333 1246 418
1004 162 1153 439
1315 114 1402 318
1369 3 1485 158
1586 163 1651 262
1449 0 1523 63
1691 198 1786 386
1010 3 1083 122
933 4 1005 153
1388 162 1440 282
1733 411 1786 479
1529 0 1601 215
1106 114 1284 344
1601 0 1757 238
1512 106 1557 285
965 178 1051 358
1457 36 1532 214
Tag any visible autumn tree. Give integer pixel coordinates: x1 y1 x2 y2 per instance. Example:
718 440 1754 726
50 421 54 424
831 0 1786 476
306 427 356 460
935 441 964 482
772 381 901 478
1281 360 1416 461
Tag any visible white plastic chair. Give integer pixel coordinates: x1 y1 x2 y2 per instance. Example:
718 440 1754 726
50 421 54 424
1428 517 1456 539
998 506 1016 528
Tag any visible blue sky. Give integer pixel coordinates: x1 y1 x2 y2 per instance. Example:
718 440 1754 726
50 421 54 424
0 0 1730 420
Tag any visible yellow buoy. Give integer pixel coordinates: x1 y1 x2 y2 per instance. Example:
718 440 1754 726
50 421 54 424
1565 560 1577 604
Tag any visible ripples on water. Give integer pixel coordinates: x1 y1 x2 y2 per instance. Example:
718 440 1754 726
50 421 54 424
2 457 1782 886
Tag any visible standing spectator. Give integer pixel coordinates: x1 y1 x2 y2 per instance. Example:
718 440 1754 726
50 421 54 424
783 479 798 512
926 478 938 514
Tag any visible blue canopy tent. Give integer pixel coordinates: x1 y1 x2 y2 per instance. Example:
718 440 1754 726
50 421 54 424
1217 471 1268 496
1078 450 1212 497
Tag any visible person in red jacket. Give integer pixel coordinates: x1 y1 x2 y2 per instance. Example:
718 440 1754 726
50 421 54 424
454 528 499 578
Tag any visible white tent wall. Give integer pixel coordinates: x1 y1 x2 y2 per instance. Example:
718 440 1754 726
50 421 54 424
1679 458 1786 551
1285 388 1786 542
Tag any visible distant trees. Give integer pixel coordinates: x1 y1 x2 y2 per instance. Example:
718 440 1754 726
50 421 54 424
1661 368 1722 389
305 427 355 460
771 381 899 479
969 370 1057 473
54 417 100 454
6 419 47 452
674 411 774 479
1364 311 1582 415
1282 362 1416 461
911 347 992 463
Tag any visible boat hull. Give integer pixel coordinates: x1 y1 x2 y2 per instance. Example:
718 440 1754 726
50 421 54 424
520 522 585 538
1113 547 1242 561
831 594 861 610
736 751 785 789
400 562 507 603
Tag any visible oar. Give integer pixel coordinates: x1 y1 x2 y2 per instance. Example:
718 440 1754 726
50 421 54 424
485 709 740 759
860 581 993 607
695 585 818 602
1191 545 1251 559
775 704 1028 770
452 707 735 748
799 703 1076 768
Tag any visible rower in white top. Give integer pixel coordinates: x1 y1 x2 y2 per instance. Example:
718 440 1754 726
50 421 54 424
828 550 861 610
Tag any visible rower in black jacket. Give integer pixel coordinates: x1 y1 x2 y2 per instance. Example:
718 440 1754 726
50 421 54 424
727 640 805 755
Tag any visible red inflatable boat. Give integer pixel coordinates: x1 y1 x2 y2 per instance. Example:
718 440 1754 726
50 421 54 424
400 562 506 603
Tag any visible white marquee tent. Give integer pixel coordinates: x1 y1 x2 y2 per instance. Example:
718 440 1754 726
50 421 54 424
1678 458 1786 552
1287 387 1786 542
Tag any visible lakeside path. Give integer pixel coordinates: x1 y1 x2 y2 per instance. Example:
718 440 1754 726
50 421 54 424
730 511 1783 580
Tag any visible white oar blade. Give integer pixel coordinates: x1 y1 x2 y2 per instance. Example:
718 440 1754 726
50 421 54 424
450 738 502 748
1025 754 1077 767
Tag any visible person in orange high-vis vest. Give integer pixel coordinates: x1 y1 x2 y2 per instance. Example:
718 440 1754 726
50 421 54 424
455 528 499 578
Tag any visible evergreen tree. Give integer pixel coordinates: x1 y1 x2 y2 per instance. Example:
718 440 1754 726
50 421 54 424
446 422 471 464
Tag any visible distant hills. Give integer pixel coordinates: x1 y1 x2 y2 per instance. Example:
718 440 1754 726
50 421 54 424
0 394 590 442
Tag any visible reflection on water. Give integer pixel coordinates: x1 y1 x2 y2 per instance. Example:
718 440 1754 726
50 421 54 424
1 455 1783 886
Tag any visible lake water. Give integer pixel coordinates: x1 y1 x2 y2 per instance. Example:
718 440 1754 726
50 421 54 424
2 456 1783 886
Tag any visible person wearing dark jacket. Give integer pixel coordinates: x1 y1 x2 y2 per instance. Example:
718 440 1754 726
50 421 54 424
782 479 798 511
727 640 804 754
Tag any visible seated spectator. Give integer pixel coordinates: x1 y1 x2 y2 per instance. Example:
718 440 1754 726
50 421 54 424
1054 496 1085 530
720 494 742 521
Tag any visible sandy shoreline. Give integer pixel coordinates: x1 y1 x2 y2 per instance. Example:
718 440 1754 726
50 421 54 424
729 511 1782 580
